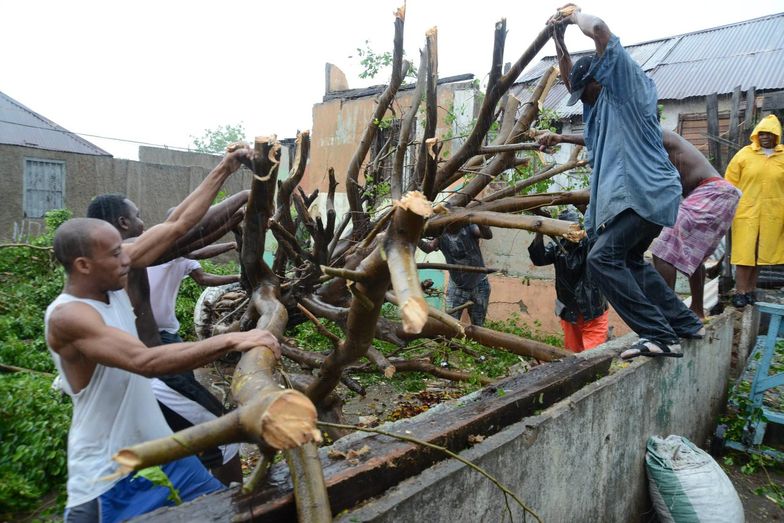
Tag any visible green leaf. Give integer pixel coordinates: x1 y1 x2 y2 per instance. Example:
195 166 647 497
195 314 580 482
133 466 183 505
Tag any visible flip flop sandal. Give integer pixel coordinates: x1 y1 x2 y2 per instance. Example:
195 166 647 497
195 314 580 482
678 326 706 340
620 339 683 360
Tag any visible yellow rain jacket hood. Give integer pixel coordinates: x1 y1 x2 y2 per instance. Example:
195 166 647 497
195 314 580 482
749 114 783 151
726 114 784 265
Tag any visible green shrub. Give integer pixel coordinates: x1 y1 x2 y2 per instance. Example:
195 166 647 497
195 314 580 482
0 209 71 517
0 373 70 518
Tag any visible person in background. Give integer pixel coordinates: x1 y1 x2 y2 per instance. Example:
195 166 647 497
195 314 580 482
725 114 784 308
649 130 741 318
420 218 493 326
529 207 608 352
146 240 242 484
148 209 240 345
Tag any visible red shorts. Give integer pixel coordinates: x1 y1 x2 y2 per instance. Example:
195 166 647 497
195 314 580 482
560 310 609 353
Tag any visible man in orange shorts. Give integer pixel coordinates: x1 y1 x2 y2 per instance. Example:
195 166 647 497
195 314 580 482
529 208 609 352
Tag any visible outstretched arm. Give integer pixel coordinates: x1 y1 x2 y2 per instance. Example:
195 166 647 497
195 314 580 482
47 302 279 389
126 147 253 269
537 131 586 149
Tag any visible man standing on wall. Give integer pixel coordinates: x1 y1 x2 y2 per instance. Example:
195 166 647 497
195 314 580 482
543 5 703 359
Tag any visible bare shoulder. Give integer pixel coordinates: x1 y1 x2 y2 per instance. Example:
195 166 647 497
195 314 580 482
48 301 104 348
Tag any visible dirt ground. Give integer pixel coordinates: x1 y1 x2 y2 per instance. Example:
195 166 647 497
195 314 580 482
723 461 784 521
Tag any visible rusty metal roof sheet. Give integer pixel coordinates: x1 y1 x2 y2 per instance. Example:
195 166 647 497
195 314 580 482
516 12 784 113
0 91 111 156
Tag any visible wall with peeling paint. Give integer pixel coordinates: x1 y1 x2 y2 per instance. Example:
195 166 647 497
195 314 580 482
338 311 736 522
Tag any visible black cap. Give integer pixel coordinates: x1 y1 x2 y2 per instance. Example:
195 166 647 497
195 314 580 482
566 54 596 106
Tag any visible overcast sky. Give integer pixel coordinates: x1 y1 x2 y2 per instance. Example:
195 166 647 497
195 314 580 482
2 0 782 159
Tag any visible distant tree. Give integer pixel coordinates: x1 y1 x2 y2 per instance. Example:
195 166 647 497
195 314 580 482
190 123 247 154
351 41 417 80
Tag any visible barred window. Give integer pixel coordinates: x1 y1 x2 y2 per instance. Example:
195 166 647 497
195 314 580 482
24 158 65 218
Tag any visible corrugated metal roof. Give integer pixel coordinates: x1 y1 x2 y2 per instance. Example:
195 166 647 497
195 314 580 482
0 91 111 156
516 12 784 108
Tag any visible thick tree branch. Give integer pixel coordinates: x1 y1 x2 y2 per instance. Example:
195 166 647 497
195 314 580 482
384 192 432 334
434 22 553 192
426 210 584 242
346 9 408 238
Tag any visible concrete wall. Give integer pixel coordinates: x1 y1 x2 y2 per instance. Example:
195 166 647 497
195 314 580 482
338 312 735 522
306 80 476 194
0 144 254 240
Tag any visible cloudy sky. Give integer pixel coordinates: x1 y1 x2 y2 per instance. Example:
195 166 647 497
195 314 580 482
2 0 782 159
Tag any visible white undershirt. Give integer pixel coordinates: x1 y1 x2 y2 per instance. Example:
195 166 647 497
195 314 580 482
147 257 201 333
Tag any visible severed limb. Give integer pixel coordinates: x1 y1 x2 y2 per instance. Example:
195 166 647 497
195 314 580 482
426 210 585 242
365 347 396 378
383 192 433 334
113 387 319 472
417 262 498 274
346 7 408 238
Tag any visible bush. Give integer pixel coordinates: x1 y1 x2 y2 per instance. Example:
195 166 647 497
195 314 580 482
0 373 70 518
0 209 71 517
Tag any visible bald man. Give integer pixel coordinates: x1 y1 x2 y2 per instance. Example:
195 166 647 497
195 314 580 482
87 187 249 486
46 148 279 522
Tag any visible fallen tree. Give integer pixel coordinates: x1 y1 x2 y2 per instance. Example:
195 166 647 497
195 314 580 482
119 9 592 520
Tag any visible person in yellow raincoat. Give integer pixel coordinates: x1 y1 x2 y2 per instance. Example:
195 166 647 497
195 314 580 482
725 114 784 307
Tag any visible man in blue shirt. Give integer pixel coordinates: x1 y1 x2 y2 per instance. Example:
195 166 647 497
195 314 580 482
544 5 703 359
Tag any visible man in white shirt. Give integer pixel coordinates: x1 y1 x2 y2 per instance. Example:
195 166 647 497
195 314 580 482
47 146 281 522
148 243 239 344
147 243 242 484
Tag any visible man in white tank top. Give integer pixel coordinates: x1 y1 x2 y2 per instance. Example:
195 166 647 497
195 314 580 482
46 146 280 523
88 195 247 485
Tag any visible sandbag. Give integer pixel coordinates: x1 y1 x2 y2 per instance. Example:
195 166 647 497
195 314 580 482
646 435 744 523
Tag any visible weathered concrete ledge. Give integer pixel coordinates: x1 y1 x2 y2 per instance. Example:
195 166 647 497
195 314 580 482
337 311 735 522
134 312 737 522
